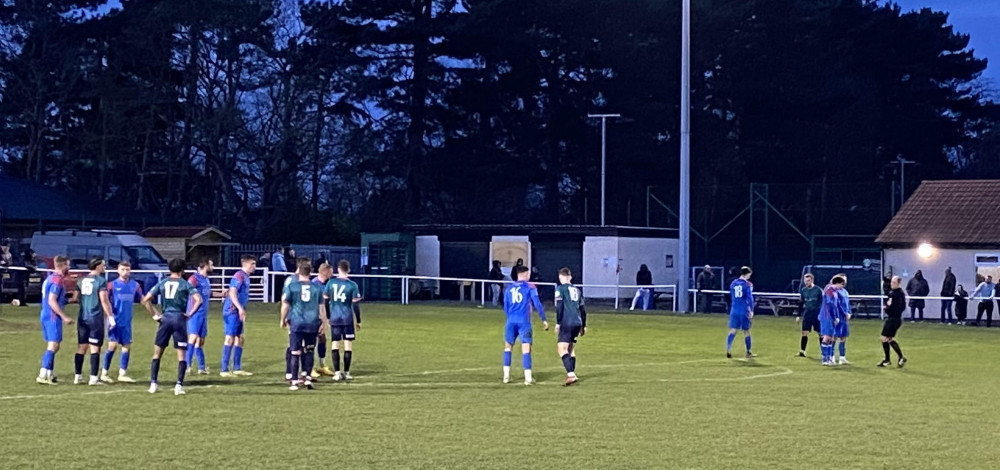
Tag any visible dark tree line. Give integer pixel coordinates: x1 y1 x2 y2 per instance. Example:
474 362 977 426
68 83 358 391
0 0 995 242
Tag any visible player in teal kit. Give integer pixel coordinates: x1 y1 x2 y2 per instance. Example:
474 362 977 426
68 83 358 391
503 265 548 385
101 261 143 383
554 268 586 386
141 258 202 395
36 256 73 385
281 258 329 390
74 259 114 386
323 260 362 381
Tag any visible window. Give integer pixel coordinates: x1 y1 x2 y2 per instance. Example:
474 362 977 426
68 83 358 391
67 246 105 268
124 246 166 265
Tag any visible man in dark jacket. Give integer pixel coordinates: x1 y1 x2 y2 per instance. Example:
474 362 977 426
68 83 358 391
879 275 907 368
696 265 716 313
488 261 504 307
629 265 653 311
940 267 956 324
906 270 929 321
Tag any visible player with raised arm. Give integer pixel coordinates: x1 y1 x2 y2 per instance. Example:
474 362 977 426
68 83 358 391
796 273 822 357
74 259 114 386
820 275 848 366
36 256 73 385
726 266 755 359
281 258 329 390
141 258 202 395
879 275 908 368
834 273 852 365
323 260 362 381
185 258 220 375
503 265 548 385
221 255 256 377
101 261 142 383
554 267 586 386
310 262 336 378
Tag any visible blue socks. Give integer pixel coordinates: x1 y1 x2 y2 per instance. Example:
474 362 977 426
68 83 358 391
104 349 115 372
821 343 833 363
502 351 512 367
726 333 736 351
221 345 233 372
745 335 752 353
838 341 846 358
41 350 55 371
185 346 195 367
195 347 206 371
522 353 532 370
121 351 130 371
234 346 243 370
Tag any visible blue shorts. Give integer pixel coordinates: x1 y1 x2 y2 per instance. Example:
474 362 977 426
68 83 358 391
504 322 533 345
728 314 751 331
801 315 820 333
557 324 582 344
155 315 188 349
820 319 835 337
289 330 319 352
77 317 105 347
108 322 132 345
329 322 356 342
835 321 849 338
187 314 208 338
223 313 244 337
41 318 63 343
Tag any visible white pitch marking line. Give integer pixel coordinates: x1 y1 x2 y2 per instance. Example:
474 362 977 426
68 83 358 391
0 384 219 401
389 359 715 378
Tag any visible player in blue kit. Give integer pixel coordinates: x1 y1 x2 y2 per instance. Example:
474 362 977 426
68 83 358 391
323 260 363 381
74 258 114 386
186 258 221 375
221 255 256 377
101 261 143 383
281 258 329 390
503 265 548 385
833 273 852 365
726 266 755 359
36 256 73 385
820 275 848 366
141 258 202 395
554 268 586 386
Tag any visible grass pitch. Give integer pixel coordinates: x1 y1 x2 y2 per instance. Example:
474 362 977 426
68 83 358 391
1 302 998 469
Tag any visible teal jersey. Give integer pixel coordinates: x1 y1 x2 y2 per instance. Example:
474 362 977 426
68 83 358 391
148 276 198 318
77 274 108 321
799 285 822 316
554 283 584 327
283 279 322 332
324 278 361 326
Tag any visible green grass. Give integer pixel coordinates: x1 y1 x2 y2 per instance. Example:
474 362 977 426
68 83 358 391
1 302 999 469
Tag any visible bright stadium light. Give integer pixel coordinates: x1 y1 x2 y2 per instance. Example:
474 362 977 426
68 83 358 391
917 243 934 259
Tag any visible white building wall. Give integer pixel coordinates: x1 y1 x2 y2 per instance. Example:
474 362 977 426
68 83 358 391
414 236 440 278
618 237 678 289
884 247 979 320
583 236 679 300
582 237 620 298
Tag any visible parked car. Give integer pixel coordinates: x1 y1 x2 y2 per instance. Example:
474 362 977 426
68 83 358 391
30 230 168 291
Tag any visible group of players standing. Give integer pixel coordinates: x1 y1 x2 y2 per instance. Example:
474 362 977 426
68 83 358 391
34 254 363 395
725 266 908 368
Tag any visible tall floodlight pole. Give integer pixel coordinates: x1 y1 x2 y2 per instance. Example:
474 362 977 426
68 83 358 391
896 155 915 209
588 113 621 226
677 0 691 313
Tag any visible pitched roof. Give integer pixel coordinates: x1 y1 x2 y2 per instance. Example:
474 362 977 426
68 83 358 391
0 174 130 223
876 180 1000 247
141 226 230 240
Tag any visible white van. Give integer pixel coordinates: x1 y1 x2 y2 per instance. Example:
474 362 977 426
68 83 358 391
30 230 168 289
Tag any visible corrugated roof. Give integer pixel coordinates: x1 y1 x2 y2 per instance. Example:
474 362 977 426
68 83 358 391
0 174 129 223
876 180 1000 247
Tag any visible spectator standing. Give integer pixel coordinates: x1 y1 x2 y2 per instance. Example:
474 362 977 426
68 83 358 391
955 284 969 325
17 247 37 305
696 265 716 313
906 270 929 321
271 250 287 273
284 249 296 274
271 249 288 302
313 253 328 272
940 267 956 324
258 252 271 270
488 261 504 307
0 240 12 268
972 276 995 327
629 264 653 311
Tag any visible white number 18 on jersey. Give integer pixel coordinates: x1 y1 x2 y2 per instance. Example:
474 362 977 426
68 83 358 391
734 285 743 298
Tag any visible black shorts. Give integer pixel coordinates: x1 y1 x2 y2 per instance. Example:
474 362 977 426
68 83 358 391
557 325 582 344
801 315 820 333
289 330 319 352
155 316 189 350
330 323 356 342
77 317 105 347
881 318 902 338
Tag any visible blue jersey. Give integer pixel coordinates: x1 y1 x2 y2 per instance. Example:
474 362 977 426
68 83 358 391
223 270 251 316
39 274 67 323
729 278 754 317
837 288 851 321
187 273 211 316
503 281 547 324
821 285 847 322
109 278 142 324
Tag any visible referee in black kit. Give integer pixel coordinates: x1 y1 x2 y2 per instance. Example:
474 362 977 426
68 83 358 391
879 275 908 368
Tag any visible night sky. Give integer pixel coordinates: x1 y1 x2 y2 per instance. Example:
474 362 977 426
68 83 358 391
891 0 999 83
